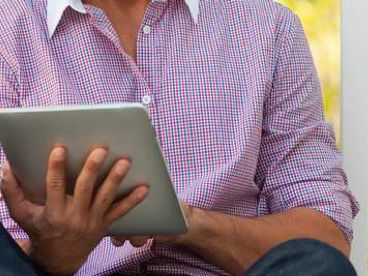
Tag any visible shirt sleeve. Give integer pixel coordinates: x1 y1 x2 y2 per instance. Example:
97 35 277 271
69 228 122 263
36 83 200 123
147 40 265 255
255 9 359 243
0 54 29 240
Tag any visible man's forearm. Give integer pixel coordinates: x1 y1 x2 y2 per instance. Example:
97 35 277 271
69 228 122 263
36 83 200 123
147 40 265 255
179 207 350 276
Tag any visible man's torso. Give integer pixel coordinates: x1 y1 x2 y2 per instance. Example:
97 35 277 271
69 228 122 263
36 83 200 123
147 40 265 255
0 0 294 274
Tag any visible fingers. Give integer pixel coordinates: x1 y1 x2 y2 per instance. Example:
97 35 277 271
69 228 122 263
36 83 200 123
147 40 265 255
105 185 149 224
110 236 149 248
72 148 108 215
91 160 130 217
128 236 150 247
1 163 30 222
46 147 67 215
110 236 126 247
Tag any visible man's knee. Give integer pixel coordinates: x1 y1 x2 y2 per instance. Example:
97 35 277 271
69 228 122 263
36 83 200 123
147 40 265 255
245 239 357 276
286 239 355 276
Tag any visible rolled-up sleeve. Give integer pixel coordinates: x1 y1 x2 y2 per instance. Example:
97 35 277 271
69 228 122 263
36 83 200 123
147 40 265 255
0 54 28 240
255 9 359 243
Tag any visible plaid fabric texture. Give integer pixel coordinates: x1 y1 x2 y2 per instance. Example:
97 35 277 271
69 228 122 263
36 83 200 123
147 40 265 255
0 0 359 275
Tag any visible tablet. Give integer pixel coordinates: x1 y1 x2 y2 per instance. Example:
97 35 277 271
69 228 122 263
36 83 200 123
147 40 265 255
0 104 187 236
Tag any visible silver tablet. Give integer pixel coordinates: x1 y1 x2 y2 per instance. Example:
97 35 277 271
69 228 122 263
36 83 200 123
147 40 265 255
0 104 187 236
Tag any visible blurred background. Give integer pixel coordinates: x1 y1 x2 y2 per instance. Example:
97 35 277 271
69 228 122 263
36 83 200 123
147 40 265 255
277 0 341 145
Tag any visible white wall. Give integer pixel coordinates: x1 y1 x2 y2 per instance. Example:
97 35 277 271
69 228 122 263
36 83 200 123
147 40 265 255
342 0 368 275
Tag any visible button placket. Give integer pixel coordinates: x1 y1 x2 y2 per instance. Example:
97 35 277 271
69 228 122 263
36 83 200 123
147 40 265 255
135 1 167 136
135 4 157 109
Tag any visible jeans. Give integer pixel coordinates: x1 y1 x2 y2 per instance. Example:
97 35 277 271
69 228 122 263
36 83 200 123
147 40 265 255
0 223 356 276
244 239 357 276
0 223 44 276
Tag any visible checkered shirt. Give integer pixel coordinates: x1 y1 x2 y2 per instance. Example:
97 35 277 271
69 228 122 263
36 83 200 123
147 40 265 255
0 0 359 275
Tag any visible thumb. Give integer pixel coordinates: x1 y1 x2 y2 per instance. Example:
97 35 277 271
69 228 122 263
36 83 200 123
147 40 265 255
1 163 33 225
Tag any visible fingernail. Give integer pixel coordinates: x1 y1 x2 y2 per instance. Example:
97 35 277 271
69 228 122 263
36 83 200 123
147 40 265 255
92 148 107 164
115 161 130 176
52 147 65 160
136 188 148 201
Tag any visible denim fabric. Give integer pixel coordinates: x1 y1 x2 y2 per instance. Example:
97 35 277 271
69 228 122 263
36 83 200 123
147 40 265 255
0 223 44 276
245 239 357 276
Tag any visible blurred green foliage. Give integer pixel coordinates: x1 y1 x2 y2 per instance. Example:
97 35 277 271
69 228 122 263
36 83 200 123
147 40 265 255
277 0 341 144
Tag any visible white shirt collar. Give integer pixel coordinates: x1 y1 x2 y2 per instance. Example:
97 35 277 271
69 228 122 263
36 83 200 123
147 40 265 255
47 0 200 37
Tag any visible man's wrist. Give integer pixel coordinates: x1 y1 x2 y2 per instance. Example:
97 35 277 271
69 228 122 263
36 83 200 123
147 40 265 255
179 207 216 249
29 247 79 276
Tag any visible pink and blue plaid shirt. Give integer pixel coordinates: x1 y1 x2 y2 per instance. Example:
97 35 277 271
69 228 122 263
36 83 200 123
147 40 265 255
0 0 359 275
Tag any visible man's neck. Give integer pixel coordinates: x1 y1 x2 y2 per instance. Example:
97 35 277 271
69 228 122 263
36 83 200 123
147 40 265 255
84 0 150 14
84 0 151 61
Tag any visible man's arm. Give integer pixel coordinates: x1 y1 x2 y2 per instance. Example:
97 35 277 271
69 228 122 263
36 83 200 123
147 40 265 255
176 9 357 275
172 205 350 276
117 204 350 275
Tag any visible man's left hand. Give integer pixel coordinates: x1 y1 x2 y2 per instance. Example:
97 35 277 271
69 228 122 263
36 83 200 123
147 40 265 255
110 201 197 248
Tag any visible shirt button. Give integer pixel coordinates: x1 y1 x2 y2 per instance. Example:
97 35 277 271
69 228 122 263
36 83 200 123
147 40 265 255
142 95 152 105
142 25 151 35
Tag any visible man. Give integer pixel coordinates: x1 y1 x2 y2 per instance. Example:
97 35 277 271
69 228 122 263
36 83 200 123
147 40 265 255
0 0 359 275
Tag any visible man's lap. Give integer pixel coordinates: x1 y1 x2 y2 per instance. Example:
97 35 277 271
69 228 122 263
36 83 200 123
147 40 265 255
0 223 356 276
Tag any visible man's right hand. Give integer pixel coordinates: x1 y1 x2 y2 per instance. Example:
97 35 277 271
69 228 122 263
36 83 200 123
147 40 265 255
1 146 149 275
